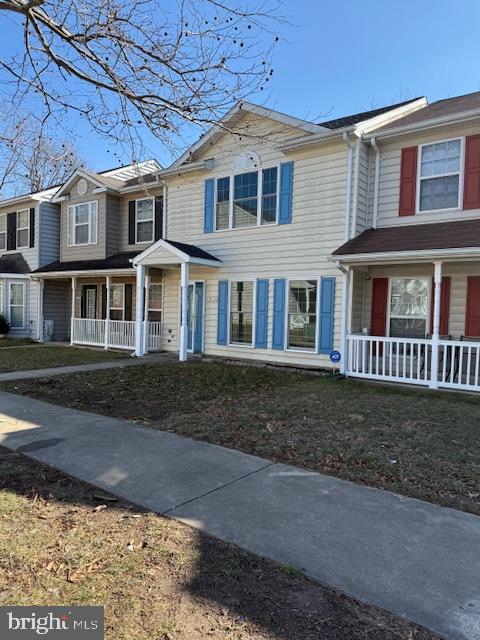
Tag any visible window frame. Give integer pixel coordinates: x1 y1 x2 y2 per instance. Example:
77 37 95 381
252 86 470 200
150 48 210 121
387 276 431 339
227 279 256 348
135 197 155 244
0 213 6 251
109 283 125 321
0 281 3 316
214 165 281 231
67 200 98 246
148 282 163 321
8 281 26 329
16 209 30 249
416 136 464 214
285 277 320 353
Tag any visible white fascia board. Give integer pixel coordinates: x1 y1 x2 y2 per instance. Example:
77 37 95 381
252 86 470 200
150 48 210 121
0 272 29 279
52 168 106 199
328 246 480 264
365 107 480 141
32 268 135 279
354 98 428 135
132 239 221 267
278 126 357 153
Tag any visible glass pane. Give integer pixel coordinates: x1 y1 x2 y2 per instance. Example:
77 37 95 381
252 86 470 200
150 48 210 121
216 201 229 230
149 310 162 322
136 199 153 221
233 172 258 227
75 204 89 224
234 172 258 199
110 309 123 321
0 215 5 232
262 195 277 224
17 210 29 228
262 167 277 195
390 318 427 339
110 284 124 309
230 281 253 344
288 314 317 349
421 140 460 177
10 306 23 328
288 280 317 314
75 223 89 245
137 220 153 242
390 278 429 318
149 284 162 310
17 229 29 247
419 175 459 211
10 284 23 306
0 233 4 250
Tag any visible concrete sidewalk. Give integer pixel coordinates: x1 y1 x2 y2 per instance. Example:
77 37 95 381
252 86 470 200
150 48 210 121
0 391 478 640
0 352 174 382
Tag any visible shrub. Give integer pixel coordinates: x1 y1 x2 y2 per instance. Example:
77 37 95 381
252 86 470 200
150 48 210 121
0 315 10 335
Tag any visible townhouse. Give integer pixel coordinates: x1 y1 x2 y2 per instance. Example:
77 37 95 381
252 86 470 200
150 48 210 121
3 90 480 393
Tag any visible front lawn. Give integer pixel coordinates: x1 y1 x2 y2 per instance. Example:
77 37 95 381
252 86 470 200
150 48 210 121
3 361 480 515
0 338 35 347
0 448 436 640
0 346 126 373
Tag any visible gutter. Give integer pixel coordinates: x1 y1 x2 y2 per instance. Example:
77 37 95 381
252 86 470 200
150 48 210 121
343 132 356 242
327 245 480 264
370 137 381 228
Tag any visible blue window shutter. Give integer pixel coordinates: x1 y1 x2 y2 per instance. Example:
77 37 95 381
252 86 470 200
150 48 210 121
204 178 214 233
217 280 228 345
272 279 286 350
318 277 335 354
278 161 294 224
255 279 269 348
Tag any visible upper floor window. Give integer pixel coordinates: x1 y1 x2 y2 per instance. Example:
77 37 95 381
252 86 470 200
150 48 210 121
418 139 462 212
136 198 154 243
16 209 30 249
67 201 98 246
215 167 278 230
0 214 5 251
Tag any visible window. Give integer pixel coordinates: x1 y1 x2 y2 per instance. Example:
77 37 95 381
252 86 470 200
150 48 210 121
0 214 5 251
419 139 462 212
0 282 3 315
110 284 124 321
216 177 230 230
215 167 279 230
16 209 30 248
9 282 24 328
288 280 317 350
148 283 162 322
389 277 429 339
67 201 98 246
136 198 154 243
229 281 253 345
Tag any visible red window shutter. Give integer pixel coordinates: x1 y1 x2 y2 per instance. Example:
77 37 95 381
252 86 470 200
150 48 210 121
399 147 418 216
371 278 388 336
465 276 480 337
429 277 451 335
463 135 480 210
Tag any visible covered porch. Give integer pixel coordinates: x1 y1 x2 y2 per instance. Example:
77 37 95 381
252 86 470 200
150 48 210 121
331 220 480 392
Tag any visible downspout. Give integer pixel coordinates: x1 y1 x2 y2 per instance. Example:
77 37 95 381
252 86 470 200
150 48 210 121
342 132 355 242
351 138 361 237
371 137 381 228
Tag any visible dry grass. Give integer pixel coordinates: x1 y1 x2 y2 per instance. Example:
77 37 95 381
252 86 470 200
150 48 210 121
0 447 438 640
3 360 480 515
0 346 126 373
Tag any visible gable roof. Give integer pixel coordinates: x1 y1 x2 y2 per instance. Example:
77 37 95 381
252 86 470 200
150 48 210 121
318 98 424 130
133 238 221 267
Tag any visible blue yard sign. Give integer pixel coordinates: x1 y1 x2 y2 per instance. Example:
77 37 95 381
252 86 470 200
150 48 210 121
330 350 341 364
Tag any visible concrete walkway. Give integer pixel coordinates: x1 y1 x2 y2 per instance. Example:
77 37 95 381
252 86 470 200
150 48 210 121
0 391 478 640
0 352 174 382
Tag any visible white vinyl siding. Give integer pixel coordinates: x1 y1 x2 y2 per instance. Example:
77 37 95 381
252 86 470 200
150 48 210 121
418 138 462 213
16 209 30 249
67 201 98 246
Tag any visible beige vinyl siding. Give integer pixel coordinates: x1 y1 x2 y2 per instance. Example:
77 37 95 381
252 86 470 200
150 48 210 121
354 140 370 235
60 178 106 262
357 262 480 339
374 122 480 228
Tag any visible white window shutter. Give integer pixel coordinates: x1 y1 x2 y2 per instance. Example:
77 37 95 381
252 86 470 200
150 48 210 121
67 207 74 245
90 202 98 243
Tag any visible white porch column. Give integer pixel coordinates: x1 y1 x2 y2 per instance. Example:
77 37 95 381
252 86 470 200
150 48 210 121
134 264 145 356
429 261 443 389
340 266 351 375
37 279 44 342
104 275 111 350
179 261 189 362
143 269 150 355
70 277 76 345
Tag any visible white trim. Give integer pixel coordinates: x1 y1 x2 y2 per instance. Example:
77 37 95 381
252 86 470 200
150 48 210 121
32 268 135 278
284 277 319 353
415 136 464 214
329 246 480 264
135 197 155 244
227 279 256 348
132 238 221 268
8 280 26 329
67 200 99 247
52 168 116 201
16 208 30 249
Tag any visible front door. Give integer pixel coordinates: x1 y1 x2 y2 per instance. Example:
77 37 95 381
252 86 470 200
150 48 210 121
187 282 204 353
81 285 97 319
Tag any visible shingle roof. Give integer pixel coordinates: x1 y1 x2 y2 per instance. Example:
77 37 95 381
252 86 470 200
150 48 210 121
318 98 422 130
166 240 221 262
0 253 30 274
332 219 480 256
33 252 139 274
373 91 480 133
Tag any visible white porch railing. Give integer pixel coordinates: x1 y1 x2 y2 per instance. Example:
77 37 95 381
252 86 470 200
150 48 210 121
72 318 106 347
147 321 162 351
346 335 480 392
72 318 136 350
